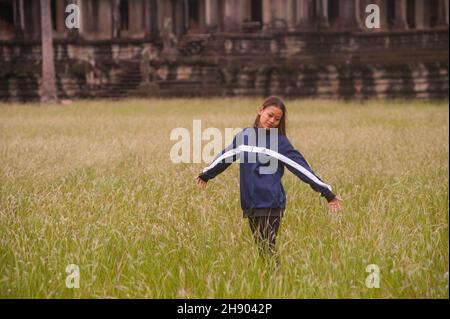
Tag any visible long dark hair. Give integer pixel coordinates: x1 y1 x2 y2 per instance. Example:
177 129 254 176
253 96 287 136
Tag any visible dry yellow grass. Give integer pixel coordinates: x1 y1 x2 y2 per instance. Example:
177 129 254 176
0 98 448 298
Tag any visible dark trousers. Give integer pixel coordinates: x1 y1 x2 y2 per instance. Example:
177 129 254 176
248 216 282 263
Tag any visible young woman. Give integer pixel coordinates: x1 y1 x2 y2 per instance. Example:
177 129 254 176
196 96 342 262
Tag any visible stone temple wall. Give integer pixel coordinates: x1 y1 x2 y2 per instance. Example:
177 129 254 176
0 0 448 101
1 29 447 101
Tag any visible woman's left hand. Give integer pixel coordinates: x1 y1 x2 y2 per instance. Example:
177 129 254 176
328 196 342 213
196 176 207 189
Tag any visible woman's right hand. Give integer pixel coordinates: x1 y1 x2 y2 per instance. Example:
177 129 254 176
196 176 207 189
328 196 342 213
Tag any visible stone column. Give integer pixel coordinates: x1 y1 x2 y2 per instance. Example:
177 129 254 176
150 0 159 38
173 0 185 37
223 0 241 31
436 0 449 27
143 0 151 37
287 0 296 29
296 0 315 29
111 0 120 37
126 0 145 36
84 0 93 32
205 0 219 32
262 0 275 30
275 0 289 28
157 0 172 32
414 0 429 29
13 0 25 37
21 0 40 37
262 0 290 29
336 0 362 30
55 0 67 34
316 0 329 28
263 0 289 29
198 0 206 32
143 0 159 38
392 0 408 30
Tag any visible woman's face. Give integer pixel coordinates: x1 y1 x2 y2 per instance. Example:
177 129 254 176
258 106 283 129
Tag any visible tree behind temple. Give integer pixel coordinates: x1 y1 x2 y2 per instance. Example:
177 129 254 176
40 0 57 103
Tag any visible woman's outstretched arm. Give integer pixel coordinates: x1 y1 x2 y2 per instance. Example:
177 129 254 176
196 131 242 187
278 136 342 211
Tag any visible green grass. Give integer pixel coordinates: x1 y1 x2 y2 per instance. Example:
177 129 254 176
0 98 448 298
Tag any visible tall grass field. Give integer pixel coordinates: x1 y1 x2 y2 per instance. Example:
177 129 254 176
0 98 448 298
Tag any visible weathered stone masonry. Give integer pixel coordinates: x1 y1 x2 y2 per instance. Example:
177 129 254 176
0 0 448 101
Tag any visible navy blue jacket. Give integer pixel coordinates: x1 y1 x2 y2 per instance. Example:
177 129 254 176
198 127 336 210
